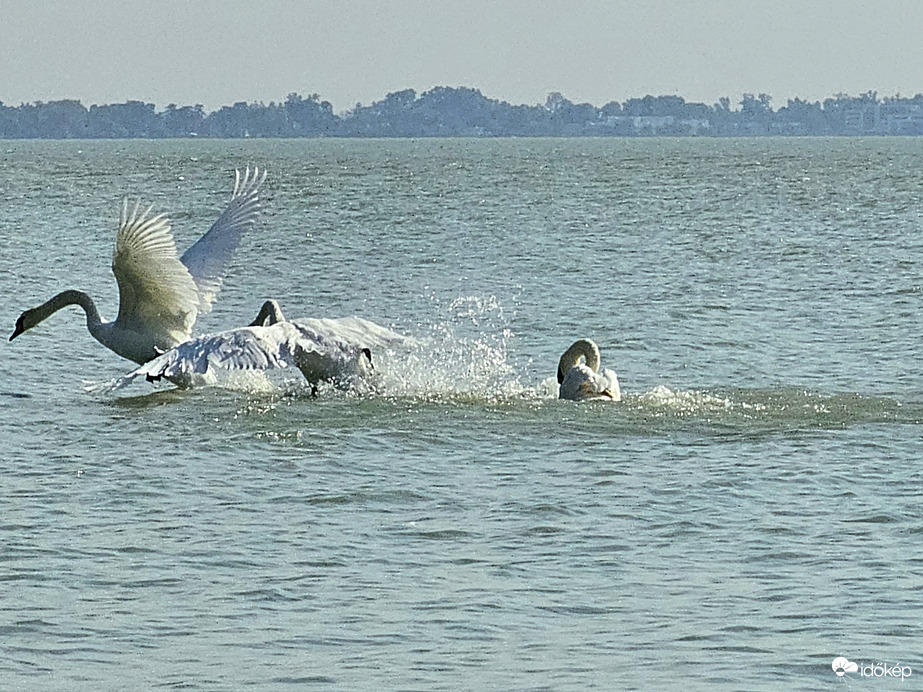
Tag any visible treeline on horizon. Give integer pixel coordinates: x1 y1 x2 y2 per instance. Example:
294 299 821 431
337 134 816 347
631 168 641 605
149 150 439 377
4 87 923 139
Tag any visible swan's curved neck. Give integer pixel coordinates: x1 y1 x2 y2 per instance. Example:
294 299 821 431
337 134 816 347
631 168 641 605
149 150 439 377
557 339 601 383
11 289 104 341
49 290 103 329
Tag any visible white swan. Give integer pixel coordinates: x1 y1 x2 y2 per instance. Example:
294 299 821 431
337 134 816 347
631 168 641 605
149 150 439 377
116 300 408 394
10 167 267 364
557 339 620 401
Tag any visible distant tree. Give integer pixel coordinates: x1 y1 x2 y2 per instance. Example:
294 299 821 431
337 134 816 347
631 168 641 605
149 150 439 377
162 103 206 137
87 101 159 137
622 97 652 116
352 89 418 136
415 86 498 135
774 98 826 135
650 95 686 117
740 93 771 115
497 102 552 136
542 92 598 134
738 93 773 134
10 87 923 139
284 92 337 136
0 101 18 137
11 100 88 138
600 101 622 117
706 97 735 135
206 101 253 137
559 102 599 134
544 92 572 112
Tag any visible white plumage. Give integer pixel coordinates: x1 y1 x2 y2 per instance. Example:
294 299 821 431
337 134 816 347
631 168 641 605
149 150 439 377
10 168 266 364
116 300 408 394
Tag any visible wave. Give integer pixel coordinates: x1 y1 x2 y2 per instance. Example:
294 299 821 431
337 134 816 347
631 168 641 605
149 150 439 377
615 385 920 431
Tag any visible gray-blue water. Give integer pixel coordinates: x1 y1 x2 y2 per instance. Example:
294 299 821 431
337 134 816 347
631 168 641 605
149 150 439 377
2 138 922 690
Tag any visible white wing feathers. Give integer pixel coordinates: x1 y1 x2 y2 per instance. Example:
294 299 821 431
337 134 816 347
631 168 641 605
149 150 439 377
180 167 266 313
126 323 304 385
110 168 264 350
559 364 620 401
294 316 408 351
116 317 407 389
113 200 201 346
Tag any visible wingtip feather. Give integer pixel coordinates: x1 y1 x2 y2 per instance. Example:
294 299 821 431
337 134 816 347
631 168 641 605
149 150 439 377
232 166 267 200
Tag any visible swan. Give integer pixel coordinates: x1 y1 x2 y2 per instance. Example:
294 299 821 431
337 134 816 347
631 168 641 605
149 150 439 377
9 167 267 364
557 339 620 401
115 300 408 394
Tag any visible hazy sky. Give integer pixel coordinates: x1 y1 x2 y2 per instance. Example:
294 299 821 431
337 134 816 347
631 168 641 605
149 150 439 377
4 0 923 112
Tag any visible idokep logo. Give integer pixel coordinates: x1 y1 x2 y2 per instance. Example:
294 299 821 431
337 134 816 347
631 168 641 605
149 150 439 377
832 656 912 681
832 657 858 676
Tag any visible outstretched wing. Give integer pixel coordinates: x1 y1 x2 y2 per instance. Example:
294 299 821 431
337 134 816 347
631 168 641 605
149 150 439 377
180 167 267 313
115 317 409 389
112 200 201 347
293 316 409 351
116 322 305 387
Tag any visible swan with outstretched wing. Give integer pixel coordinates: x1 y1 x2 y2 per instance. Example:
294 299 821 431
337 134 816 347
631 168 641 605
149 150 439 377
116 300 408 395
10 168 266 364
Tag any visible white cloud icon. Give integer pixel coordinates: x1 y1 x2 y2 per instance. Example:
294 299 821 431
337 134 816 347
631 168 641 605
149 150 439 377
832 657 859 676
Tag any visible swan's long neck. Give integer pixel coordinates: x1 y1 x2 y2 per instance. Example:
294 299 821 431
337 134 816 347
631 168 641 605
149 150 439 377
249 299 285 327
11 289 105 341
557 339 601 383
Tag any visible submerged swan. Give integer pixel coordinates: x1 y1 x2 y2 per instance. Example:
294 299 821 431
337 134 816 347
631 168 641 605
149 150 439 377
557 339 620 401
116 300 408 394
10 168 267 364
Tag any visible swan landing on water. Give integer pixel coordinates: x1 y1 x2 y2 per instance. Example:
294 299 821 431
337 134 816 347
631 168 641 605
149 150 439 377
115 300 409 395
10 168 267 364
557 339 620 401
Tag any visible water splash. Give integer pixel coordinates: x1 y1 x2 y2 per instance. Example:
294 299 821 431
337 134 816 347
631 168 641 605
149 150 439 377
369 294 526 401
91 292 923 435
635 384 747 415
89 294 526 402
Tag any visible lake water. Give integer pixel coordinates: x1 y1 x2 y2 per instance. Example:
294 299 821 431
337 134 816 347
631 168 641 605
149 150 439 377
1 137 922 690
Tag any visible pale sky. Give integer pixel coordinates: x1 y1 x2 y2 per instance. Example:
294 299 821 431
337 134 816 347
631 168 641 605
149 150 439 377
3 0 923 113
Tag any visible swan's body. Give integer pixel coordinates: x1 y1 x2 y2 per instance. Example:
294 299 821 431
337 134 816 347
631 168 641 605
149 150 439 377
557 339 620 401
116 300 407 393
10 168 266 364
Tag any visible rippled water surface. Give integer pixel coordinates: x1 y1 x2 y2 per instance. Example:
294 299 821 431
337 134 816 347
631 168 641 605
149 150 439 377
2 138 923 690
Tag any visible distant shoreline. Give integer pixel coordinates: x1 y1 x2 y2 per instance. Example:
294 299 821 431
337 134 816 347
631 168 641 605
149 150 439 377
3 87 923 138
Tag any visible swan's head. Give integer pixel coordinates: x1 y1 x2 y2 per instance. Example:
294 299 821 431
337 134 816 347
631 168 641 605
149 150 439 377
355 347 375 379
10 290 96 343
10 309 37 341
249 299 286 327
